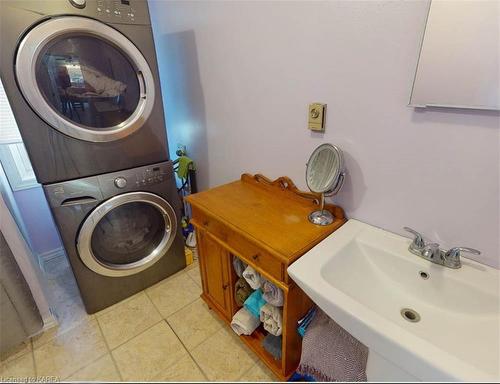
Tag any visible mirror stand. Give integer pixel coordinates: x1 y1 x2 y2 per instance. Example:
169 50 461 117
308 193 334 226
305 143 345 226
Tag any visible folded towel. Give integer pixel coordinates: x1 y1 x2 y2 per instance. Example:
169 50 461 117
298 307 317 337
261 334 282 360
261 279 284 307
235 277 253 307
244 289 266 318
230 307 260 336
260 303 283 336
297 309 368 382
242 265 262 289
233 256 247 278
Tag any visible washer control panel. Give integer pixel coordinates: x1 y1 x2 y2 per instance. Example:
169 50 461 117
96 0 139 22
106 163 169 191
134 165 166 187
43 161 174 206
98 161 173 196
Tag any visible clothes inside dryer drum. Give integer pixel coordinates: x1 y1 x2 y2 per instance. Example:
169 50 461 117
35 35 140 129
90 202 165 265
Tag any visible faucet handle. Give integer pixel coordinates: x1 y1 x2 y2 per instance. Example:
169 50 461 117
444 247 481 268
446 247 481 258
403 227 425 249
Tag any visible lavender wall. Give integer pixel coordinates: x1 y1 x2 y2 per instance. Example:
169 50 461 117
150 0 499 268
13 186 61 256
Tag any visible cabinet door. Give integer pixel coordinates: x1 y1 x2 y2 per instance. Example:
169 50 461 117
198 231 232 319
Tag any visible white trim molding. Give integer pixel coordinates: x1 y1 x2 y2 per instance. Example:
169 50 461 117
0 194 56 329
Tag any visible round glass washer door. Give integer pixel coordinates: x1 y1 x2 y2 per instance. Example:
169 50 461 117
77 192 177 277
15 17 155 142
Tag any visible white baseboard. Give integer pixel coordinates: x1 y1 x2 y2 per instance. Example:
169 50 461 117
40 309 58 332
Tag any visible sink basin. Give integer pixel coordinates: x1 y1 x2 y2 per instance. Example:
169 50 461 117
288 219 500 381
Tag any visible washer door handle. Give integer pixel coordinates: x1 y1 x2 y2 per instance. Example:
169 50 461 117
61 196 97 206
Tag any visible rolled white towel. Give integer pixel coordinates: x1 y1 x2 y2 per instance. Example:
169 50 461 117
242 265 262 289
262 279 284 307
231 307 261 336
260 303 283 336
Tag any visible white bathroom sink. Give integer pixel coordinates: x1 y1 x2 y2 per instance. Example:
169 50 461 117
288 219 500 381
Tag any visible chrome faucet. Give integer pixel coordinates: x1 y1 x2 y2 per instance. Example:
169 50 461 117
403 227 480 269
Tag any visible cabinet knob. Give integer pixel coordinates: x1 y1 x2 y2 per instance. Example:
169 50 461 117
252 253 260 261
222 283 229 290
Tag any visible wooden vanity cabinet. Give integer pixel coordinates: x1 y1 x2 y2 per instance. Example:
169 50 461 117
186 174 346 380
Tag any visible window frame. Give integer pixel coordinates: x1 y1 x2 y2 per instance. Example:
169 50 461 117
0 142 38 191
1 78 38 191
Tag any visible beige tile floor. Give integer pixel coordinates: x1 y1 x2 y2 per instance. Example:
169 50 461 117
0 258 278 382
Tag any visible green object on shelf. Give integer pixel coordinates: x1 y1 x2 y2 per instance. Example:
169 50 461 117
176 156 195 179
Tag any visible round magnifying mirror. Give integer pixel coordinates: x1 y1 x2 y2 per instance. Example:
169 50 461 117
306 143 345 226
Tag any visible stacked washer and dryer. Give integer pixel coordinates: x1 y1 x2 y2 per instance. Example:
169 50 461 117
0 0 185 313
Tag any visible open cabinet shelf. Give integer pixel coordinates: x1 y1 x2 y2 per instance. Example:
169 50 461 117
239 326 284 378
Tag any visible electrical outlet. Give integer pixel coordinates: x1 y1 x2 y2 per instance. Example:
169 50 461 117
308 103 326 132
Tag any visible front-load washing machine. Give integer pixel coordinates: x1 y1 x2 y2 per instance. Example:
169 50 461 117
43 161 185 313
0 0 169 184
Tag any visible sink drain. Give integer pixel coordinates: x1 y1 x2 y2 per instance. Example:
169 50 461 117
419 271 429 279
401 308 421 323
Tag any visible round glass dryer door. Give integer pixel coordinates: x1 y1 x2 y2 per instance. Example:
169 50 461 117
77 192 177 277
15 17 155 142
